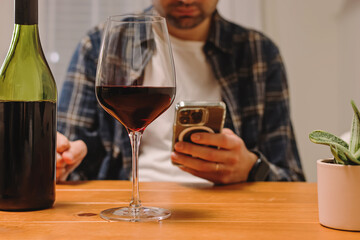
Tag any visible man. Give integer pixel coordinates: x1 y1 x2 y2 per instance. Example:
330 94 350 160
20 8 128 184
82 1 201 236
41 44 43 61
57 0 305 184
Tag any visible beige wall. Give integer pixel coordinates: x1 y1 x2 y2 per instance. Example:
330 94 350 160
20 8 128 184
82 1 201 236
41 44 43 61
0 1 13 61
262 0 360 181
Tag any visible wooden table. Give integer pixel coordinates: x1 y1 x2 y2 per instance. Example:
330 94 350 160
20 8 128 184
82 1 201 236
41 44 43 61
0 181 358 239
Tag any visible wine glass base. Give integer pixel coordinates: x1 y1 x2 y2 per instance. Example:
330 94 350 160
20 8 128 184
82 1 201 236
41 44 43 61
100 206 171 222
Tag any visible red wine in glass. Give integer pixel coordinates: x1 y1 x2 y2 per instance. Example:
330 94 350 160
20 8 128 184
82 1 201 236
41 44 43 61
96 86 175 132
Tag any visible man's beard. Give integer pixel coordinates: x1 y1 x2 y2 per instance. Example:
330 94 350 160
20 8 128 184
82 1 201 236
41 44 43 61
166 15 205 29
165 2 207 29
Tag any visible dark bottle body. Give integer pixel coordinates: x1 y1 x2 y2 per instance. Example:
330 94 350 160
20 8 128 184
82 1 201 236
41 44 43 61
0 0 57 211
0 101 56 211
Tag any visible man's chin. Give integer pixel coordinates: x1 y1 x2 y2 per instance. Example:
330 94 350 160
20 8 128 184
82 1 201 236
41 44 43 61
168 17 203 29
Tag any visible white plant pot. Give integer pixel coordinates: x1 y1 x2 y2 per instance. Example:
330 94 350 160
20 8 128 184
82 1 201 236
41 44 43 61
317 159 360 231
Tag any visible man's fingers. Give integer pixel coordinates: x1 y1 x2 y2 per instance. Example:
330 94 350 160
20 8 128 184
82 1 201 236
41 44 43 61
171 152 218 172
56 138 87 183
174 141 232 163
62 152 74 165
56 167 66 180
56 153 67 168
57 132 70 152
221 128 234 135
190 130 241 150
62 140 87 165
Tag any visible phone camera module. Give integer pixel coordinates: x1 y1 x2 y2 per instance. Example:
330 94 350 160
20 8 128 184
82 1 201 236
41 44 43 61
191 110 203 124
179 116 190 124
180 110 190 116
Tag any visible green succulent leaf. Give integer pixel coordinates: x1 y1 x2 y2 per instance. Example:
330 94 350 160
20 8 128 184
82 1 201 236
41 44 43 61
309 130 349 149
309 101 360 165
330 145 346 164
343 149 360 165
350 100 360 154
329 143 360 165
355 148 360 159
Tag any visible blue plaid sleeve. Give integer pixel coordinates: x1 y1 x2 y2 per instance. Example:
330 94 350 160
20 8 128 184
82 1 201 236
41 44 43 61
259 41 304 181
57 26 111 180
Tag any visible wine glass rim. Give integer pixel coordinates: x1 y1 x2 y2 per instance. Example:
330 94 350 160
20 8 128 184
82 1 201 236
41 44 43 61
107 14 165 23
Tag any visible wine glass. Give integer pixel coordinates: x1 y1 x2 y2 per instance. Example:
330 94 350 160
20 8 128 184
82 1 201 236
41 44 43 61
95 14 176 222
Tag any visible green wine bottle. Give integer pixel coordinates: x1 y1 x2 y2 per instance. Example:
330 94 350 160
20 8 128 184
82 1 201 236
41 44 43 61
0 0 57 211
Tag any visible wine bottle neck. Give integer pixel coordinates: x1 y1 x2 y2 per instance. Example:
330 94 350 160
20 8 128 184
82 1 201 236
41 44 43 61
13 25 41 46
15 0 38 25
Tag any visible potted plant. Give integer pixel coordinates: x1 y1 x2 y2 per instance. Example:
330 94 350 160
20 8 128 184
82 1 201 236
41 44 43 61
309 100 360 231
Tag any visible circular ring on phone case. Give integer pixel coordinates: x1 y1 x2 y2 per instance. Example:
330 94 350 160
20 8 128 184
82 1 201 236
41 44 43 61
178 126 214 143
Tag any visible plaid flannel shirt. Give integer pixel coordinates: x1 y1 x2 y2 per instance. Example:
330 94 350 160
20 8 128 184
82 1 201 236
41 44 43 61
58 10 305 181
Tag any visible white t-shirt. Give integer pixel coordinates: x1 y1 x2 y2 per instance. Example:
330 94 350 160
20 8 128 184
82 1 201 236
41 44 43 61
138 35 221 183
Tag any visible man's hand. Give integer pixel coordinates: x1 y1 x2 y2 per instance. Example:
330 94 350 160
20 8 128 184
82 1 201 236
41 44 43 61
171 128 258 184
56 132 87 183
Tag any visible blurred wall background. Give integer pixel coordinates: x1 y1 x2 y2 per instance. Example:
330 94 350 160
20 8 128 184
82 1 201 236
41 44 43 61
1 0 359 182
262 0 360 182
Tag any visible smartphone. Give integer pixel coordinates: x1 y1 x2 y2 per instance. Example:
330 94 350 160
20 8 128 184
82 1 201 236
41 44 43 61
171 101 226 152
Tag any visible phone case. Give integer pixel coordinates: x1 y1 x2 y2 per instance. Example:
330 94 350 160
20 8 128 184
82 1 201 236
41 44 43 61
171 101 226 151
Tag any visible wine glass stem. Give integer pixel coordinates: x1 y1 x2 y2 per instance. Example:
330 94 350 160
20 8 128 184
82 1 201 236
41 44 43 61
128 130 143 209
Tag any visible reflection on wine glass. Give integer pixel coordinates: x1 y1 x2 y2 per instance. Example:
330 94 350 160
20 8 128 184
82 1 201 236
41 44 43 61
95 14 176 222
